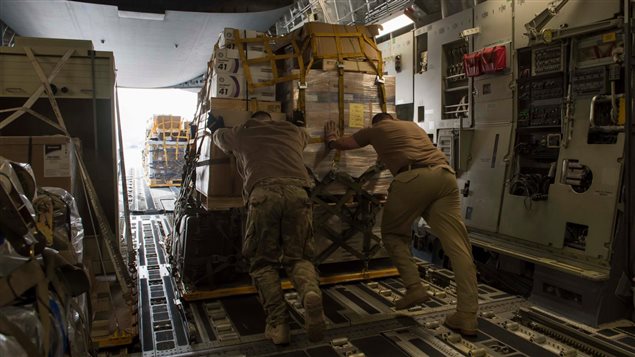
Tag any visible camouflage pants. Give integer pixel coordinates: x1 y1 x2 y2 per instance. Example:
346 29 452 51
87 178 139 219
243 181 321 326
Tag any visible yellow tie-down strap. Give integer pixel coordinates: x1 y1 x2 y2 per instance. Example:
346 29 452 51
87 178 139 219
306 31 387 114
232 29 305 91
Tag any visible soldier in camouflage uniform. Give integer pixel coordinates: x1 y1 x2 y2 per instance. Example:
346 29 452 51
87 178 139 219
213 111 325 344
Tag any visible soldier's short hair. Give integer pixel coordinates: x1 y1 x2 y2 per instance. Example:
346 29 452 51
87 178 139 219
251 111 272 120
371 112 394 125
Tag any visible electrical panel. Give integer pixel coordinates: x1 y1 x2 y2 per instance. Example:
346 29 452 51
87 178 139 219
530 75 564 101
532 43 565 75
572 66 608 96
511 43 566 198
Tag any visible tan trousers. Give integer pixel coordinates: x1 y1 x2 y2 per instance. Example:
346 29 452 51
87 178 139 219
382 165 479 313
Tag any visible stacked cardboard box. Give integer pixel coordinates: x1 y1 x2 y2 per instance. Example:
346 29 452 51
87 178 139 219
209 29 275 101
193 107 286 209
195 27 285 208
196 23 394 205
275 21 396 195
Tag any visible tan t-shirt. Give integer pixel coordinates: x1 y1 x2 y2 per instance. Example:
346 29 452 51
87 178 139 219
352 119 448 175
213 119 312 197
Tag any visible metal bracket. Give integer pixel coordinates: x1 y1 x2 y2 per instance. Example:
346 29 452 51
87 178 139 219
375 76 385 84
298 82 308 89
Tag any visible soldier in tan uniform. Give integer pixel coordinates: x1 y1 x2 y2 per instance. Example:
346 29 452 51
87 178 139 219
324 113 479 335
214 111 325 344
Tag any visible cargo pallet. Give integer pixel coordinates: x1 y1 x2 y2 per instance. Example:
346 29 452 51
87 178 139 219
177 260 399 302
147 178 182 188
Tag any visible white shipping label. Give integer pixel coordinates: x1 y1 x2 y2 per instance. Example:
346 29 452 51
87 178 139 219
43 144 70 177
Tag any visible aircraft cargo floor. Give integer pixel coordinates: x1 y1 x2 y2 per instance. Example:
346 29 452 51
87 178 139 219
128 173 635 357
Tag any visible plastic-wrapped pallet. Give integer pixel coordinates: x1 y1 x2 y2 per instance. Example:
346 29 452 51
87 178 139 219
278 70 396 195
144 115 189 186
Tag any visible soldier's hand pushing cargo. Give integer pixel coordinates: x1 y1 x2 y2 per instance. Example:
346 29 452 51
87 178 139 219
324 113 479 336
214 111 326 344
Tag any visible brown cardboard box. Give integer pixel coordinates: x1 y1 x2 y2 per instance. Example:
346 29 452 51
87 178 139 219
0 135 77 193
210 98 282 113
219 27 265 47
320 58 380 74
213 47 271 76
210 72 276 101
195 134 243 197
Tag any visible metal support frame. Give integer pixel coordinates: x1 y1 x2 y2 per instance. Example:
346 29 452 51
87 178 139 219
524 0 570 42
273 0 414 34
0 19 16 47
624 0 634 277
115 86 136 271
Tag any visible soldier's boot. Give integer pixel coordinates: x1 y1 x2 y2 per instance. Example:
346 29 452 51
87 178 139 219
303 291 326 342
395 283 429 310
444 311 478 336
265 322 290 345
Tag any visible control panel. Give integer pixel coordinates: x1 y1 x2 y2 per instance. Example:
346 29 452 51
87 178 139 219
530 75 564 101
532 43 565 75
572 66 608 96
512 44 566 198
529 104 562 127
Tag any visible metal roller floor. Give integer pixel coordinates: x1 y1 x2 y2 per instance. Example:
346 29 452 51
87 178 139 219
131 181 635 357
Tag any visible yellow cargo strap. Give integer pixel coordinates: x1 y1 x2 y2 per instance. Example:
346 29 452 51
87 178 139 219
334 32 345 167
33 195 54 246
233 30 305 90
306 30 386 113
360 34 387 113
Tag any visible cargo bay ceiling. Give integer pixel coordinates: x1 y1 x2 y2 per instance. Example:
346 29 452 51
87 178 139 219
0 0 459 88
0 0 293 88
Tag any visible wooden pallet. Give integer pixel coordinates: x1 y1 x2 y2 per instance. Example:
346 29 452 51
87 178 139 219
179 262 399 302
147 178 182 188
